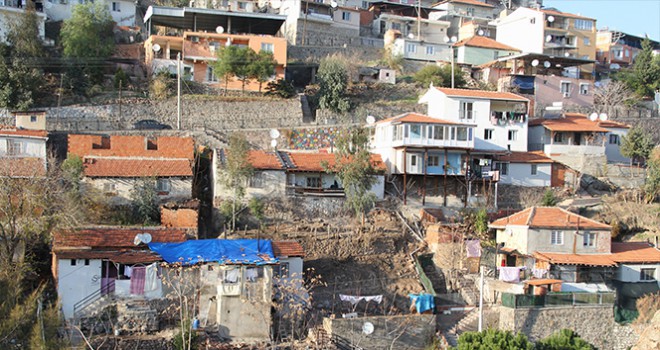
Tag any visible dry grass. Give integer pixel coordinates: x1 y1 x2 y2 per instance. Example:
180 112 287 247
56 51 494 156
636 292 660 324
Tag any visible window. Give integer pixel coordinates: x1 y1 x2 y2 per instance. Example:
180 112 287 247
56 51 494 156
274 262 290 278
493 50 499 60
450 127 455 140
406 43 416 53
206 66 218 82
583 37 590 46
426 45 434 55
156 179 171 193
531 164 538 175
410 124 421 138
361 1 368 8
30 115 37 123
459 102 473 119
147 138 158 150
306 177 321 188
466 7 474 16
260 43 274 53
456 127 468 141
553 132 563 143
625 50 630 58
341 11 351 21
84 259 90 266
245 267 262 283
103 183 116 193
574 19 593 31
7 139 23 156
112 1 120 11
428 155 439 167
583 232 595 247
410 155 417 166
432 126 444 140
393 125 404 141
496 162 509 175
560 81 571 97
579 83 589 95
640 268 656 281
551 231 564 245
609 134 619 145
484 129 493 140
238 1 248 9
508 130 518 141
249 172 264 188
70 259 77 266
223 268 240 284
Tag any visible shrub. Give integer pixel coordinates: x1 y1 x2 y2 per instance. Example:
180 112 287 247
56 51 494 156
540 189 557 206
114 68 129 89
265 78 296 98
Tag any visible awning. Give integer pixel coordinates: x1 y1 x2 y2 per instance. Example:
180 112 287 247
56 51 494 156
144 6 286 35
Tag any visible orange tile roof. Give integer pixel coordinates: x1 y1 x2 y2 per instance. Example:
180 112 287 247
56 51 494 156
0 127 48 138
288 152 337 172
435 87 528 102
248 150 283 170
55 250 163 264
272 241 305 258
53 227 187 250
454 36 521 52
0 157 46 177
376 112 461 125
528 114 609 132
494 151 553 163
611 242 660 263
490 206 611 230
82 158 193 177
598 120 630 129
439 0 494 8
539 8 594 21
534 252 616 267
524 279 563 286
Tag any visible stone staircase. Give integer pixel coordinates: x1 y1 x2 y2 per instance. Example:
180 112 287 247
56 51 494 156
115 299 159 333
456 275 479 306
443 308 480 347
300 94 315 123
418 254 447 295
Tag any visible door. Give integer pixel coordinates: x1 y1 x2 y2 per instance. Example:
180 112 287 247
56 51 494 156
101 260 117 294
551 163 565 187
407 153 421 174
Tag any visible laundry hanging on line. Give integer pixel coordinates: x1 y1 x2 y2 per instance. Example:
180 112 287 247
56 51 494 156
339 294 383 305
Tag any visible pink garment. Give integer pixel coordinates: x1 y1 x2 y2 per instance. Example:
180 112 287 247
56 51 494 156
466 240 482 258
130 266 146 295
499 266 520 283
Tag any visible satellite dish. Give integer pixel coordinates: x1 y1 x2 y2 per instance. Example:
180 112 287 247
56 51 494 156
330 0 338 8
270 139 278 148
270 0 281 9
451 36 458 42
545 35 552 42
225 38 232 47
599 113 608 121
610 63 620 70
133 234 143 246
477 29 484 36
362 322 374 335
547 15 555 23
564 52 570 57
543 61 551 68
366 115 376 125
407 33 415 39
531 59 539 67
215 26 224 34
269 129 280 139
152 43 161 52
142 233 152 244
443 36 450 43
589 113 598 121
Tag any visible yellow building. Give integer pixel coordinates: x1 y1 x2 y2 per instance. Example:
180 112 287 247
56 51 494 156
540 9 596 79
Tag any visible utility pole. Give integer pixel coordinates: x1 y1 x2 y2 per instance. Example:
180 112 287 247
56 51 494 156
57 73 64 130
177 52 182 130
118 80 123 127
417 0 421 40
478 265 484 332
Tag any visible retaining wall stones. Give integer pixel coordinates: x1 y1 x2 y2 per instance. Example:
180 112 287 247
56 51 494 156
499 305 638 350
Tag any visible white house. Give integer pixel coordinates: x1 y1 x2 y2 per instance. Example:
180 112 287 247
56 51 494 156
0 125 48 178
599 119 630 164
611 242 660 286
492 151 560 187
419 86 530 153
52 227 187 319
67 134 195 205
44 0 137 26
0 5 46 44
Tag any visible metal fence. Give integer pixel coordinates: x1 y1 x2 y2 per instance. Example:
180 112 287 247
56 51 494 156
502 292 615 309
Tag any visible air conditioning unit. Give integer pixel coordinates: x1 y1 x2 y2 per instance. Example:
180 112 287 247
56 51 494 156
562 92 570 98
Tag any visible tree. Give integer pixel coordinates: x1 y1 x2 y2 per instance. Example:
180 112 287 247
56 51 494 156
618 38 660 98
454 329 534 350
620 126 654 166
213 45 255 92
644 147 660 203
0 7 45 110
160 263 202 350
541 188 557 206
474 208 488 236
594 81 638 108
413 64 466 88
220 133 253 231
324 128 379 224
251 51 277 92
316 55 351 114
60 2 115 86
130 178 160 225
536 329 595 350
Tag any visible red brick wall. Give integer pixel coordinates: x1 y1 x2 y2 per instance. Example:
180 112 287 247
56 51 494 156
160 207 198 228
68 135 194 159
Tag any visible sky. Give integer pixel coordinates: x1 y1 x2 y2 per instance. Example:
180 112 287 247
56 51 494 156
543 0 660 41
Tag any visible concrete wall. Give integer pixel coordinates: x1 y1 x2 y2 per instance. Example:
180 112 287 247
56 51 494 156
604 127 629 163
527 228 611 254
84 177 193 205
57 258 103 319
323 314 436 350
499 163 551 187
496 226 529 255
616 263 660 284
499 305 638 350
456 46 518 66
0 136 46 157
45 0 136 26
14 112 46 130
496 8 544 54
533 75 594 108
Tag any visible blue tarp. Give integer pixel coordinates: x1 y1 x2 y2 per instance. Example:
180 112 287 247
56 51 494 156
148 239 277 265
409 293 435 314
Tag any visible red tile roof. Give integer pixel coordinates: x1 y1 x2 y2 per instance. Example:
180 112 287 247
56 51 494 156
437 0 494 8
0 157 46 177
0 127 48 138
53 227 187 250
538 8 594 21
55 250 163 264
376 112 461 125
454 36 521 52
272 241 305 258
248 150 282 170
611 242 660 263
246 151 386 173
490 207 611 230
82 158 193 177
435 87 528 102
533 252 617 267
494 151 554 164
528 114 609 132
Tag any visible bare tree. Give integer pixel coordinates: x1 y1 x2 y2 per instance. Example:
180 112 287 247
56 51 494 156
594 81 638 109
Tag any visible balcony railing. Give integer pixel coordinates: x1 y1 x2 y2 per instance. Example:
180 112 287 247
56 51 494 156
391 137 474 149
544 144 605 155
502 291 615 309
286 186 345 197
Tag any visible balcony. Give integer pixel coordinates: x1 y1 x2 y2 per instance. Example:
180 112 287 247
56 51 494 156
392 136 474 149
502 291 615 309
544 144 605 155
